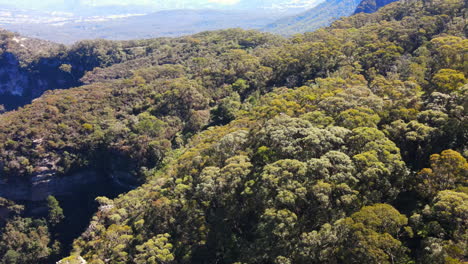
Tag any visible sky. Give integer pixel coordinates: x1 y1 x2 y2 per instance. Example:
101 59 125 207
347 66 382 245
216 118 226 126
0 0 240 9
0 0 323 13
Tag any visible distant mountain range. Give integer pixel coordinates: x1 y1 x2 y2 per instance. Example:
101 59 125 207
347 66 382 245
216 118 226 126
0 0 400 43
0 0 325 14
264 0 363 35
227 0 326 12
2 9 281 44
0 1 328 44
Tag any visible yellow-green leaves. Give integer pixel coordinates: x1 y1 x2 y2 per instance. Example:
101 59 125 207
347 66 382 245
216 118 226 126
135 234 174 264
432 69 467 93
416 150 468 199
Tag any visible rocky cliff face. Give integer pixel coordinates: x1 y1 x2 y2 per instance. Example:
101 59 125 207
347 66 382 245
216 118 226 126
0 30 77 110
0 170 101 201
0 52 73 109
0 52 29 96
0 169 136 201
0 28 174 111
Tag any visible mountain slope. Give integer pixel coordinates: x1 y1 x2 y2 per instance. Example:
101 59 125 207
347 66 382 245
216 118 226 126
264 0 362 35
0 31 169 110
63 0 467 262
354 0 398 13
0 28 284 191
0 0 466 263
0 30 67 110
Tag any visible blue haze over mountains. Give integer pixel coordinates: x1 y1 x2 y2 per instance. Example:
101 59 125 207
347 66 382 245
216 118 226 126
0 0 326 14
0 0 397 43
0 0 327 43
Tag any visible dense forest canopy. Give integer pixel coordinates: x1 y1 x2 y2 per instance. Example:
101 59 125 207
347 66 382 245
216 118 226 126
0 0 467 263
354 0 399 14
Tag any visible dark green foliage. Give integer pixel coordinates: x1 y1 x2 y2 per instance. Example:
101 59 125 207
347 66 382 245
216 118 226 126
0 0 467 263
0 217 53 264
210 93 242 125
0 29 282 180
354 0 398 14
47 196 65 226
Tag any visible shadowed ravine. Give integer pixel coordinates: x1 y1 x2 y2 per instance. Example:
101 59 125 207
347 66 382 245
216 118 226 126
51 174 133 261
1 170 136 262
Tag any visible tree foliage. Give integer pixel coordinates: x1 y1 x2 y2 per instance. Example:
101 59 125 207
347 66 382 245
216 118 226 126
0 0 466 263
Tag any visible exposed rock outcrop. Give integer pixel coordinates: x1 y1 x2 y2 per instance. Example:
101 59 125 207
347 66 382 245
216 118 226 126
0 170 101 201
57 255 87 264
0 29 77 110
0 47 73 110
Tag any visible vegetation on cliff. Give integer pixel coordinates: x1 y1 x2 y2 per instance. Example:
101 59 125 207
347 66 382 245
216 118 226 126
0 0 466 263
354 0 399 14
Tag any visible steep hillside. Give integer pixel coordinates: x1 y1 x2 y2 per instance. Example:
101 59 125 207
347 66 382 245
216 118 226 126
0 29 285 195
354 0 399 13
263 0 362 35
0 0 466 263
0 31 195 110
0 30 66 110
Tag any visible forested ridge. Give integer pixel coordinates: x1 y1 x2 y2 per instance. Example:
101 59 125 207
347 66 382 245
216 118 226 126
354 0 399 14
0 0 467 263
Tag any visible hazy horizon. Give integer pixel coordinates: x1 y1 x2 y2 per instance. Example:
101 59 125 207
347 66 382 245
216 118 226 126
0 0 324 12
0 0 328 44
